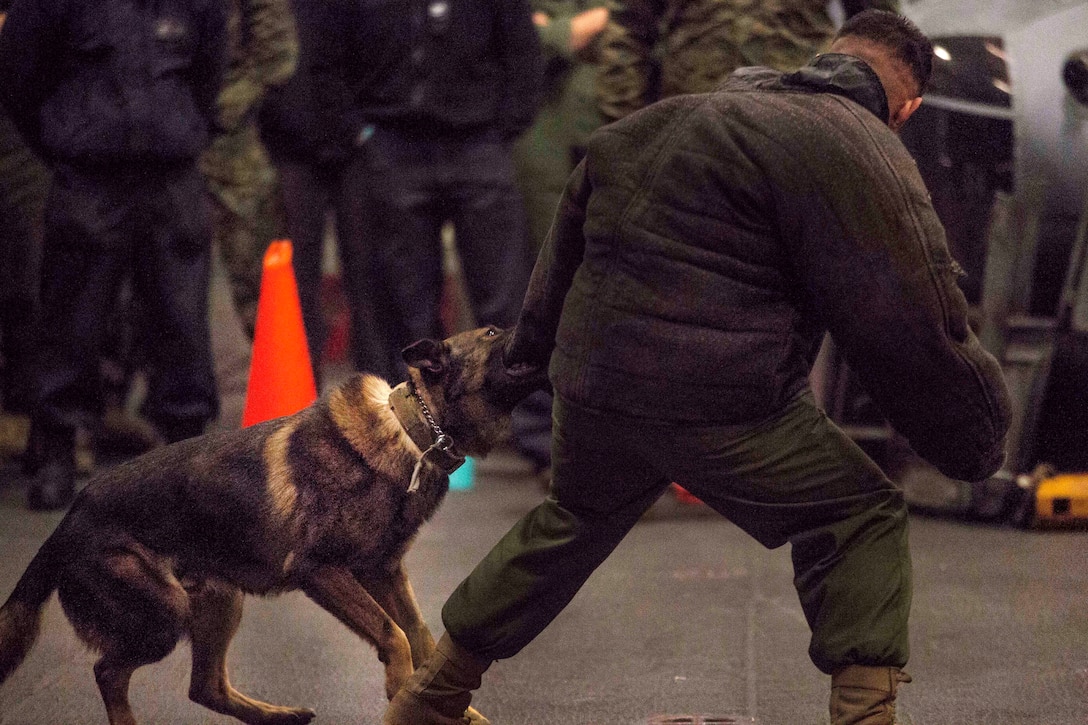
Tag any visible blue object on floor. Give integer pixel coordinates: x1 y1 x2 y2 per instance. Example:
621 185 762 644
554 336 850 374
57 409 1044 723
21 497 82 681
449 456 475 491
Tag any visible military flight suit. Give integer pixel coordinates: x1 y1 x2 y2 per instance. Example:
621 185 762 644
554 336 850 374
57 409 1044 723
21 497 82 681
514 0 608 256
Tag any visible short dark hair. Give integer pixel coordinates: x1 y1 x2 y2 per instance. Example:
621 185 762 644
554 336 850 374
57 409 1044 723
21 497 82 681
836 10 934 94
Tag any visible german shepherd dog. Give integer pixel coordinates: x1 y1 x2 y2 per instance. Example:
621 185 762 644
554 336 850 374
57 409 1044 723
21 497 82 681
0 326 545 725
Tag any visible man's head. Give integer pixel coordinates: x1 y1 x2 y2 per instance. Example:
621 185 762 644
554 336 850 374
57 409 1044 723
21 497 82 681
830 10 933 132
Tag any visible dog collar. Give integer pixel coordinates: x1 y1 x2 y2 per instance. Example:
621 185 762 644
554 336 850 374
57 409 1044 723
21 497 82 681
389 381 465 492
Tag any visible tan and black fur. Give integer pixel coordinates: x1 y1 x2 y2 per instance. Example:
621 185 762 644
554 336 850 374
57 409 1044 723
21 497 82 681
0 326 546 725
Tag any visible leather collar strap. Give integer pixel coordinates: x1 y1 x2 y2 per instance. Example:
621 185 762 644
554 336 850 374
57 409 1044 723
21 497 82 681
389 381 465 492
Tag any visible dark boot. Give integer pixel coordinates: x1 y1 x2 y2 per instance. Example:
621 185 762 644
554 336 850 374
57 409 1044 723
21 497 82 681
383 633 492 725
27 425 76 511
830 665 911 725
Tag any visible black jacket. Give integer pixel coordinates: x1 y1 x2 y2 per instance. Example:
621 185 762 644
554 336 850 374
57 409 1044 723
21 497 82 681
507 54 1011 483
0 0 228 166
258 0 333 163
312 0 541 151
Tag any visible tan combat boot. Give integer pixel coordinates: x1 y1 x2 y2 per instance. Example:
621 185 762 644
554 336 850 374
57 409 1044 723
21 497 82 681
830 665 911 725
383 633 492 725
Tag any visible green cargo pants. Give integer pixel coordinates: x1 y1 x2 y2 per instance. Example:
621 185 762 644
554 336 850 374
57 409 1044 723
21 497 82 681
442 391 911 674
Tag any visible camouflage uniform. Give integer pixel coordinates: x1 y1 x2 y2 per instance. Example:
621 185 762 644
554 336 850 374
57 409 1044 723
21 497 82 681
596 0 899 121
514 0 608 255
200 0 298 336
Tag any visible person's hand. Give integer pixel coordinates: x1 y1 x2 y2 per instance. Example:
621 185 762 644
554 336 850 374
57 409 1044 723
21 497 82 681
569 6 608 52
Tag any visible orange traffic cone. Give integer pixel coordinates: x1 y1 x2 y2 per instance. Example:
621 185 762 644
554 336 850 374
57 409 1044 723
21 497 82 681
672 483 703 505
241 240 318 427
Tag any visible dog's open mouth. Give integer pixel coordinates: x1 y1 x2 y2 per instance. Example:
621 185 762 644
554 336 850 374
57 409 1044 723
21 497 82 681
505 362 542 378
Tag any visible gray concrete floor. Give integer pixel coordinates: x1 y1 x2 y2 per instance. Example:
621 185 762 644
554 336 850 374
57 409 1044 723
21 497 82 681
1 449 1086 725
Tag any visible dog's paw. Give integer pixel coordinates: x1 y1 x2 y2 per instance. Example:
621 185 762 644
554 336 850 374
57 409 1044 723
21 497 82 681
261 707 316 725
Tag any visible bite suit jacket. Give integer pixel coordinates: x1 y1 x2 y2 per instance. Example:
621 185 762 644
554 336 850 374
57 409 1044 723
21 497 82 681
506 54 1012 484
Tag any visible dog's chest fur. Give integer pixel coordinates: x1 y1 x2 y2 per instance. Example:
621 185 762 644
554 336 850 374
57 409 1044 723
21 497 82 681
266 378 451 577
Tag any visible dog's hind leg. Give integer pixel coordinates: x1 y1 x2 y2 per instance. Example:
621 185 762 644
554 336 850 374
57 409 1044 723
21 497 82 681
187 581 315 725
93 655 141 725
301 565 414 700
58 545 189 725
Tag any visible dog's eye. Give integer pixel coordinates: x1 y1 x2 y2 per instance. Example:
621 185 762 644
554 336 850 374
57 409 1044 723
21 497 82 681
485 328 496 337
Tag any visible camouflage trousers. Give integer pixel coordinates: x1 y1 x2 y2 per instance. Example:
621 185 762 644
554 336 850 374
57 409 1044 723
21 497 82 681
201 122 283 337
207 191 282 337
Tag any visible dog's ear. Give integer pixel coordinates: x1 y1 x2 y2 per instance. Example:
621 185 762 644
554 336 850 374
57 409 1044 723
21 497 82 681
402 338 447 378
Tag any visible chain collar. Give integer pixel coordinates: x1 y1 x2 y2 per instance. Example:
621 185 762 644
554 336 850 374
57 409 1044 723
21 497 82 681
389 380 466 492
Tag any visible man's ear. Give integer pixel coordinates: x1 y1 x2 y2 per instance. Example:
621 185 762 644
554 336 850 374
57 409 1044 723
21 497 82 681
402 338 446 376
890 96 923 132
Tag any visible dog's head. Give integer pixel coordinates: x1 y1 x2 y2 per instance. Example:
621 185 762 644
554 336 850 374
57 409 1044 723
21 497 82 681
402 326 549 456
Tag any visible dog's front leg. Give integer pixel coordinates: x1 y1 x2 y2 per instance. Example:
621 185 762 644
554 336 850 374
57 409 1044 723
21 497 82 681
301 566 414 700
357 563 436 668
362 565 490 725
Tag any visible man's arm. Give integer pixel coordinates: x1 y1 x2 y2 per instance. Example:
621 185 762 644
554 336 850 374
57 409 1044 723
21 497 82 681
505 158 593 369
192 0 232 135
306 0 357 162
594 0 665 122
494 0 544 139
532 4 609 61
779 109 1010 482
0 0 61 152
216 0 299 133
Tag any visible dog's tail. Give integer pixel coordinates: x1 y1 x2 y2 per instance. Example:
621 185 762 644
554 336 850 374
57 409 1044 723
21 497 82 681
0 533 61 684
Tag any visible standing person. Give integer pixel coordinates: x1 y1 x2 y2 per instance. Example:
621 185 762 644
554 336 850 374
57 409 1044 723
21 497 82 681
0 0 228 509
0 108 47 459
510 0 610 475
383 11 1011 725
260 0 399 386
309 0 544 376
0 1 49 455
596 0 900 122
515 0 609 256
201 0 298 338
200 0 297 430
